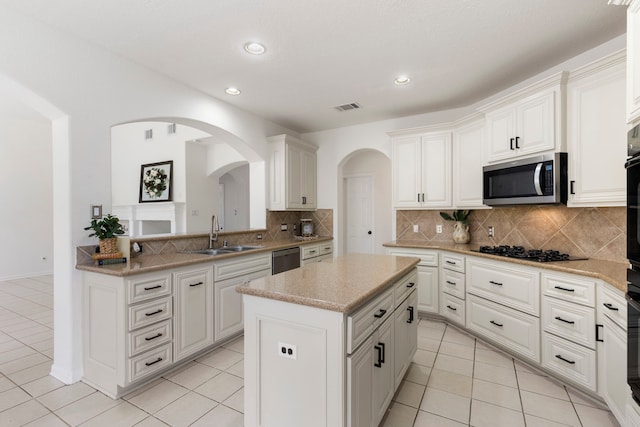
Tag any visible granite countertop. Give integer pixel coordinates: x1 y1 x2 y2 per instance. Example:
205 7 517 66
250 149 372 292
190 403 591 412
384 240 629 293
237 253 420 313
76 237 333 277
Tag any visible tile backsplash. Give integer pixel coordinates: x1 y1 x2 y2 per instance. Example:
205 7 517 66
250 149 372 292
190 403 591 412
396 206 626 263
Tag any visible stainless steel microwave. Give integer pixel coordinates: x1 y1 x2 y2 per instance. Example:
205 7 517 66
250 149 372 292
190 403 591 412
483 152 568 206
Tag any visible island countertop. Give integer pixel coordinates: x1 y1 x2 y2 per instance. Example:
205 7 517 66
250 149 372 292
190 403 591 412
236 253 420 313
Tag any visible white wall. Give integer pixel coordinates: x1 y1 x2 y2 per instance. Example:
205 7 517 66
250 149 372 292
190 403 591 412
220 164 250 232
0 115 53 280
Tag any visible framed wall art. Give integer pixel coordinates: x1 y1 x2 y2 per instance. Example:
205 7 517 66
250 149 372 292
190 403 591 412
139 160 173 203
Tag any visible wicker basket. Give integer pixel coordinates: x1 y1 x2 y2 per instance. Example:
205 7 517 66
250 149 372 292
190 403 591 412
99 237 119 254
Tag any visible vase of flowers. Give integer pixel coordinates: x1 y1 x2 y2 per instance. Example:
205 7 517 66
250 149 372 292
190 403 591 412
439 210 471 244
84 214 126 254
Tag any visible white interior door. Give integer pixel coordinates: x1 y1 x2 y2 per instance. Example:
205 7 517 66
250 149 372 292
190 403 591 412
345 175 374 254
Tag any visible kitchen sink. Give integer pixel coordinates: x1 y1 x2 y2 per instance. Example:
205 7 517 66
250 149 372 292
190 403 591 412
181 249 231 256
181 245 265 256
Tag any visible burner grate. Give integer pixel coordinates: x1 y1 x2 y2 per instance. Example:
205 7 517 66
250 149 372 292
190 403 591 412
478 245 572 262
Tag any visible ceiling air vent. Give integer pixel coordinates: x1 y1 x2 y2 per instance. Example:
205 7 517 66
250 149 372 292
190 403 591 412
334 102 361 112
144 129 153 140
167 123 177 134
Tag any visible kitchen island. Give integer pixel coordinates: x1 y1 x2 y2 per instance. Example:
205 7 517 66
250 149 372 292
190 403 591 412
237 253 420 427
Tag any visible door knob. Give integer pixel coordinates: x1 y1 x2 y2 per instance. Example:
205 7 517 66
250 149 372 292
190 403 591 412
367 231 372 235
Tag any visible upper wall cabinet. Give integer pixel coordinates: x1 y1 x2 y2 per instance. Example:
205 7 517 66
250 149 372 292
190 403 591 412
391 129 452 209
453 117 485 208
479 72 568 163
628 1 640 123
268 134 317 211
567 51 627 207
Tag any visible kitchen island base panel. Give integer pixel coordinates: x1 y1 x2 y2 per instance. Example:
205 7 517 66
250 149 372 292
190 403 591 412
244 295 345 427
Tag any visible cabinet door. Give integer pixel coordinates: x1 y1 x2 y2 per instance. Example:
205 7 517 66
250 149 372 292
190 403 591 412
598 315 628 423
286 143 304 209
486 107 516 162
394 289 418 388
347 336 373 427
421 133 452 207
300 148 317 209
516 91 555 157
173 267 214 361
392 135 422 208
454 121 485 208
568 58 627 207
372 316 394 426
417 265 438 314
629 1 640 123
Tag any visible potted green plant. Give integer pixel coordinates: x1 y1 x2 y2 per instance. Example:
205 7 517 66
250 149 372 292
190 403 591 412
84 214 125 254
439 210 471 244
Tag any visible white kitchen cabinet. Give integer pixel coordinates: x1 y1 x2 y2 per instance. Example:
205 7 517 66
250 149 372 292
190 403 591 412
453 117 485 208
597 283 629 423
301 241 333 266
629 0 640 123
439 252 466 326
268 134 318 211
391 130 452 208
567 51 627 207
173 265 214 361
347 334 374 427
386 248 439 314
479 72 566 163
394 288 418 388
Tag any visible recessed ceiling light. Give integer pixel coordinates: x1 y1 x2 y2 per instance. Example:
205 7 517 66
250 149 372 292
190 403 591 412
225 87 241 95
394 75 411 85
244 42 266 55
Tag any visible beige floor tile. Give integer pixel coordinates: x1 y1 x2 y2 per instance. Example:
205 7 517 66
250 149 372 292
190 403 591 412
0 399 51 427
393 380 426 408
417 324 445 341
413 409 467 426
132 416 171 426
433 353 473 377
524 413 574 427
516 371 569 400
222 337 244 354
381 401 418 427
0 345 36 364
514 358 539 374
197 348 243 371
0 386 32 411
21 375 66 398
55 391 121 426
29 338 54 352
126 379 189 414
567 387 608 409
442 326 475 347
0 352 49 374
419 319 447 332
420 387 470 424
404 363 431 386
226 359 244 378
427 368 472 398
18 330 53 346
79 401 148 427
520 390 580 427
470 399 525 427
573 403 621 427
38 382 99 411
155 391 218 427
472 378 521 411
417 336 441 352
474 347 514 368
195 372 243 402
164 361 221 390
0 339 25 353
7 360 52 385
190 404 242 427
10 325 50 340
223 387 244 413
437 341 475 360
412 349 437 368
22 413 68 427
473 361 518 388
0 375 16 392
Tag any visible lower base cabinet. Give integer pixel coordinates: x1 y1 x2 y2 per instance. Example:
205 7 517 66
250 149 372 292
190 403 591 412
599 309 628 423
394 289 418 387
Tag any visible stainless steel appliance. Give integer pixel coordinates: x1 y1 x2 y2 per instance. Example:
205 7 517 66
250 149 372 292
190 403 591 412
483 152 568 206
474 245 587 262
628 124 640 405
628 270 640 404
296 219 314 237
272 246 301 275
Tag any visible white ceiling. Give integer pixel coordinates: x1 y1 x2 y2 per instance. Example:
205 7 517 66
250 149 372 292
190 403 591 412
0 0 627 133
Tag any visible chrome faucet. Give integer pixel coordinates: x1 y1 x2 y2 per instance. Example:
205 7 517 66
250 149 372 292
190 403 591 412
210 215 219 249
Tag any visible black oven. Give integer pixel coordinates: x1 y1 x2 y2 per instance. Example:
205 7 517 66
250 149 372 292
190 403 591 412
628 270 640 404
627 124 640 405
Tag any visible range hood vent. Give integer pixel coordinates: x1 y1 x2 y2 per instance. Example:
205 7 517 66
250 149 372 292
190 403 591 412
334 102 361 112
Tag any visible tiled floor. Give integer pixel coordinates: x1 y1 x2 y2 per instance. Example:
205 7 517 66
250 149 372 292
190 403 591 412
0 275 621 426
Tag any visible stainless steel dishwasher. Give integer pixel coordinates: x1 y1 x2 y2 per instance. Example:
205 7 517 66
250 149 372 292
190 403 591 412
272 247 301 274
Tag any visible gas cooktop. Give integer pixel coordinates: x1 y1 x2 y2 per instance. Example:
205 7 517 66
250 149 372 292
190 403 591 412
474 245 588 262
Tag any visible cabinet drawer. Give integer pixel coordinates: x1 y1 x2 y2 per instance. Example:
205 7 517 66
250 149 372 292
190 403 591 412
301 245 320 260
466 294 540 362
394 271 418 306
542 272 595 307
215 252 271 281
127 274 171 305
467 258 540 316
128 319 172 357
440 269 465 299
318 243 333 256
128 343 173 383
347 288 394 354
542 296 595 349
387 249 438 267
440 292 465 326
441 253 465 273
128 297 172 331
541 332 596 391
597 284 627 330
